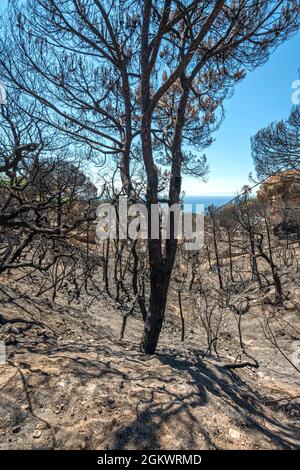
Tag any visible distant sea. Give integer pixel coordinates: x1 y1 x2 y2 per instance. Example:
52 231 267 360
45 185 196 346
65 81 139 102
183 195 234 213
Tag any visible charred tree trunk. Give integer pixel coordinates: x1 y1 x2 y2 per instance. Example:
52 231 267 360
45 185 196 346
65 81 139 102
57 191 62 229
205 242 212 271
250 232 262 288
228 232 234 283
189 269 196 291
178 290 185 342
132 240 147 321
256 235 283 305
210 209 223 290
265 217 273 262
140 244 173 354
103 239 110 295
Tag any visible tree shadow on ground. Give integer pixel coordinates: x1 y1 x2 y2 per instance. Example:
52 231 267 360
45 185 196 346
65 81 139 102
156 351 299 449
1 282 299 450
108 347 299 450
2 340 299 450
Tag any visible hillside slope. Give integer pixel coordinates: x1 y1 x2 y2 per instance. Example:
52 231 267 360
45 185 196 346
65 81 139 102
0 274 299 450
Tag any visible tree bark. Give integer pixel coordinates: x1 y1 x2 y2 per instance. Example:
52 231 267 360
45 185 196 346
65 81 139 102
140 249 172 354
178 291 185 342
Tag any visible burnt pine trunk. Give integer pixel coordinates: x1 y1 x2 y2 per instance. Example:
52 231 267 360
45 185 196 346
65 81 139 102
103 239 110 295
265 216 273 262
250 230 262 288
209 208 223 290
140 78 187 353
140 211 181 354
206 242 213 270
178 291 185 342
132 240 147 321
256 235 283 305
140 247 173 354
228 232 234 283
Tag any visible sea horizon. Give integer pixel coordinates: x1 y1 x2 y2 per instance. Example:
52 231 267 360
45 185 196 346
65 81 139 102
183 195 234 212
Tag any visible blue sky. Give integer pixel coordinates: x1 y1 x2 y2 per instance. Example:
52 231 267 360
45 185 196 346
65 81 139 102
184 33 300 195
1 0 299 195
0 0 6 13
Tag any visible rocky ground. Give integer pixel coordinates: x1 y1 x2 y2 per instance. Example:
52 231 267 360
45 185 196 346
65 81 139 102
0 263 299 450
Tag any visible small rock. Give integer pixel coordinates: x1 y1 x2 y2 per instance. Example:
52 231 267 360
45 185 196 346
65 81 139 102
229 428 241 440
54 404 64 414
106 397 115 408
12 425 21 434
284 301 295 311
33 429 42 439
36 422 48 430
10 326 20 335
